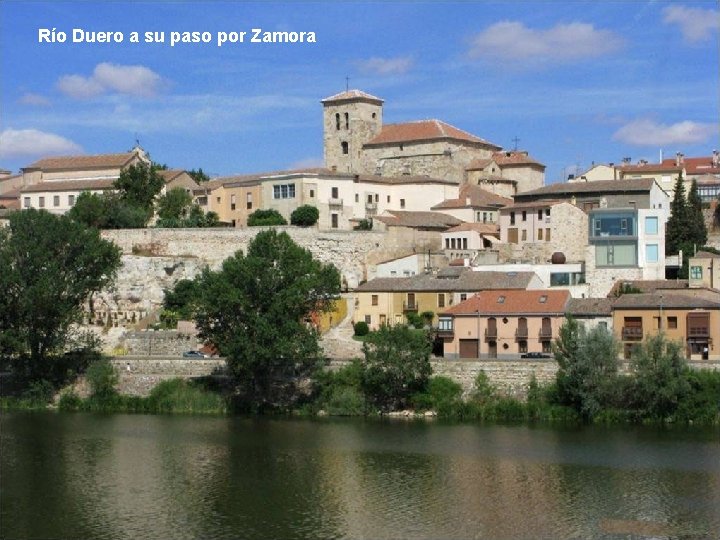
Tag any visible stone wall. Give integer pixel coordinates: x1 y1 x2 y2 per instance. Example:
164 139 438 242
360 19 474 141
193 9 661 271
120 330 201 356
110 357 226 396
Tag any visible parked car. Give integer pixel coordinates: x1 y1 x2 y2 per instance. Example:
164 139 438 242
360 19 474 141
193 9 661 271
521 352 551 359
182 350 206 358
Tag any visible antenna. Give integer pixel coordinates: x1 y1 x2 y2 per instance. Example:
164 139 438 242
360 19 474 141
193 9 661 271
134 132 140 148
345 76 350 92
511 136 520 151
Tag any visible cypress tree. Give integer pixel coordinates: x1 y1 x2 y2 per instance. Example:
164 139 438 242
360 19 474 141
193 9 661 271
665 173 688 255
687 179 707 248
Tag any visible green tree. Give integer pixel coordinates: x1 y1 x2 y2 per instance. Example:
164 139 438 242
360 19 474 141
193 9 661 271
360 325 432 411
629 333 691 420
554 318 619 420
67 192 106 228
193 229 340 409
188 168 210 183
290 205 320 226
666 173 689 256
113 162 165 213
0 210 121 380
247 208 288 226
163 279 200 321
157 187 193 221
687 179 707 248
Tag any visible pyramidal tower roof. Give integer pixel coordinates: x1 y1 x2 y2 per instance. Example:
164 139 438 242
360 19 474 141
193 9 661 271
321 89 384 105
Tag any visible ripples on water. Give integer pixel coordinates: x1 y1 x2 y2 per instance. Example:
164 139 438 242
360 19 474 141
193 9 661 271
1 413 719 539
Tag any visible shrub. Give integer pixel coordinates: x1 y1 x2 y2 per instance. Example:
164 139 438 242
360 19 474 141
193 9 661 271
411 376 463 411
325 386 365 416
247 209 287 226
406 312 425 329
420 311 434 325
85 359 118 398
472 370 496 403
290 205 319 227
353 321 370 336
354 219 372 231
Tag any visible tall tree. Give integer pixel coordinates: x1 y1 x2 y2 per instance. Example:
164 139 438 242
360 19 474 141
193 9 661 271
687 179 707 249
666 173 688 255
0 210 121 379
193 229 340 409
188 168 210 183
113 162 165 213
157 187 193 221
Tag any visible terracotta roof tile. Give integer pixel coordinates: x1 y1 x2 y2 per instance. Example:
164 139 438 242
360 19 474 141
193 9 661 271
514 178 657 201
23 152 139 171
491 150 545 169
356 270 536 293
356 174 457 186
613 293 720 310
566 298 613 316
444 289 570 315
444 222 499 235
501 199 564 211
619 163 681 174
693 250 720 259
365 119 500 148
465 158 495 171
606 279 689 297
321 89 384 104
374 210 461 229
431 184 512 210
662 156 720 175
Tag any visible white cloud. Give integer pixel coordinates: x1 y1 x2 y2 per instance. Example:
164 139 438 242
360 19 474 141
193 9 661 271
0 128 83 159
662 5 719 43
57 62 164 99
356 56 413 75
612 118 718 146
18 93 51 106
468 21 624 65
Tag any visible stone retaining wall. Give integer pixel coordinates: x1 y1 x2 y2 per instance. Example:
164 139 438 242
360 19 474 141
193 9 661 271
110 357 226 396
121 330 201 356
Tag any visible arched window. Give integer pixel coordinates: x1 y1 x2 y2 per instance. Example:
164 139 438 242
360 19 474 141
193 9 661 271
335 113 340 130
341 141 349 154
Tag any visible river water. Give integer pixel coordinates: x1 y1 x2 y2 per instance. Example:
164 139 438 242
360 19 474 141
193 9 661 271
1 412 718 539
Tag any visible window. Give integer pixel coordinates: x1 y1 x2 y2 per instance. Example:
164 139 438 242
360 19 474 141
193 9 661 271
331 213 338 228
550 273 570 286
668 316 677 329
646 244 659 263
344 112 349 129
538 229 543 240
546 208 550 217
24 197 31 208
545 228 551 241
355 194 359 203
645 217 658 235
690 266 703 279
53 195 60 207
482 212 488 223
542 341 552 353
39 197 45 208
445 238 450 249
595 242 637 267
519 341 528 353
460 293 467 301
375 194 379 203
230 194 236 210
400 199 405 209
510 212 515 225
335 113 340 130
216 196 221 203
522 211 527 221
273 184 296 199
68 195 75 206
364 315 371 324
538 209 543 220
309 189 314 198
591 212 636 237
341 141 349 154
598 321 608 330
331 187 339 199
539 295 547 303
371 295 378 306
246 193 253 210
521 230 527 241
438 317 453 331
497 295 505 304
438 294 445 308
387 195 390 203
451 238 456 249
462 238 468 250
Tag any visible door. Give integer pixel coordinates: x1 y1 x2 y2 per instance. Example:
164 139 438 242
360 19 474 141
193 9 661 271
459 339 479 359
507 228 518 244
379 314 386 326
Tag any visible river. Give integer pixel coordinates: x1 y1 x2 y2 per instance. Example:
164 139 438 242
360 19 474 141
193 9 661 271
1 412 718 539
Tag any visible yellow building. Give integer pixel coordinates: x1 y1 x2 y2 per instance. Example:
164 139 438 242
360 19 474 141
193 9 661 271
612 293 720 361
195 176 263 227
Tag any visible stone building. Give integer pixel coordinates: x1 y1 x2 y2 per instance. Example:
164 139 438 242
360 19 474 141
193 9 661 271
321 89 546 191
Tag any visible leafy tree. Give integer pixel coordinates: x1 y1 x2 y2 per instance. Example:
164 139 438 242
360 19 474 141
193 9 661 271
554 318 619 420
113 162 165 213
247 208 287 226
188 168 210 183
290 205 320 227
629 333 691 420
687 179 707 248
666 174 688 256
163 279 200 321
360 325 432 411
193 229 341 409
157 187 193 221
354 218 373 230
68 192 106 228
0 210 121 380
353 321 369 336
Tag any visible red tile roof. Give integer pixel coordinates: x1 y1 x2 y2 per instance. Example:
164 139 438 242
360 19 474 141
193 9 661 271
23 152 140 171
443 289 570 315
365 120 500 148
374 210 461 229
491 150 545 169
618 162 681 174
20 179 116 193
661 156 720 175
431 184 512 210
321 89 384 104
444 222 500 235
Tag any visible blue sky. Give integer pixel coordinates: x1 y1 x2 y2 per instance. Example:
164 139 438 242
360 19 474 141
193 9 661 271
1 1 718 183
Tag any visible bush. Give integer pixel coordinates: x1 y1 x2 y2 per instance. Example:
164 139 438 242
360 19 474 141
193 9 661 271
353 321 369 336
472 370 496 403
290 205 319 227
354 219 372 231
325 386 365 416
247 209 287 226
411 376 463 411
85 359 118 398
406 312 425 329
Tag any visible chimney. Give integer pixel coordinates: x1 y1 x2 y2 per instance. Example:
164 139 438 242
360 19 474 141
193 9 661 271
567 174 575 180
675 152 684 166
622 157 631 165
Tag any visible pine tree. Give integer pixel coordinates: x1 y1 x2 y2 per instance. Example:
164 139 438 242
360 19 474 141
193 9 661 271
665 173 688 255
687 179 707 248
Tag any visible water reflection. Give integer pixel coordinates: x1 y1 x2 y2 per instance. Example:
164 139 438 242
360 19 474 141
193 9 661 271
1 413 719 539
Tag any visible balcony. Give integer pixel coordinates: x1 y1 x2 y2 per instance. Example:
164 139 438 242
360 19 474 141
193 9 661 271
538 327 553 339
329 198 343 208
688 327 710 338
622 327 643 341
485 328 497 341
515 327 528 341
365 202 377 211
403 301 418 312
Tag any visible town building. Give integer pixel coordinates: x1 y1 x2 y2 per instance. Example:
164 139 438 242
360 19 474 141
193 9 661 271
439 289 570 359
465 150 545 196
440 223 500 262
565 297 613 332
472 262 588 298
689 250 720 289
431 183 512 224
612 293 720 361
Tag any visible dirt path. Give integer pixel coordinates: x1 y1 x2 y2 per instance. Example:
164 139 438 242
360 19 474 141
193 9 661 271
320 294 363 359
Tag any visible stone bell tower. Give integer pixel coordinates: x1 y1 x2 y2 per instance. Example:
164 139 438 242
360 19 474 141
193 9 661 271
321 89 383 174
